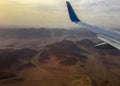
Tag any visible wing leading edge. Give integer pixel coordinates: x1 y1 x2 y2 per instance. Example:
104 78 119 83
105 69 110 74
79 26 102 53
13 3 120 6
66 1 120 50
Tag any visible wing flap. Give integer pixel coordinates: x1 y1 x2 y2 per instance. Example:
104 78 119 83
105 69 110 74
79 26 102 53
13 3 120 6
97 34 120 50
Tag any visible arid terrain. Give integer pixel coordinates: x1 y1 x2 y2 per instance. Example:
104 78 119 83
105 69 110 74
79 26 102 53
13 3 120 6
0 28 120 86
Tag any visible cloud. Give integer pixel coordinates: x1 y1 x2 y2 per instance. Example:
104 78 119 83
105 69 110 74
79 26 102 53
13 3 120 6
0 0 120 28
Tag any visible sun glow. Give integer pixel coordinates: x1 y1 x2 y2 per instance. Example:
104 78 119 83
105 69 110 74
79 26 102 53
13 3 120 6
0 0 119 28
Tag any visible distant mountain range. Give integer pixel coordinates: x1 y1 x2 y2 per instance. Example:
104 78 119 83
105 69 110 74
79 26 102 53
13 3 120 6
0 28 96 39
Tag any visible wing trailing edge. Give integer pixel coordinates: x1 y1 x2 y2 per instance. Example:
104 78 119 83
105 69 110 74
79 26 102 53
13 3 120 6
98 34 120 50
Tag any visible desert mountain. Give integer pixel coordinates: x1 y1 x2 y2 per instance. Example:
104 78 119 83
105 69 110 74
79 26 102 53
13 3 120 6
0 28 119 86
39 40 87 65
0 48 37 70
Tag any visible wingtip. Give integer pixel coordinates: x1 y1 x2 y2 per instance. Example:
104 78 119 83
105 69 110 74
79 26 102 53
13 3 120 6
66 1 81 23
66 0 68 1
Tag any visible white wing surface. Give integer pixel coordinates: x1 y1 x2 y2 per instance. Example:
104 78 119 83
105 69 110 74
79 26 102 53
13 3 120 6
66 1 120 50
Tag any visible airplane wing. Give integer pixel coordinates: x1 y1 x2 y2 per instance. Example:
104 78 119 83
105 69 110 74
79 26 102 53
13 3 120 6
66 1 120 50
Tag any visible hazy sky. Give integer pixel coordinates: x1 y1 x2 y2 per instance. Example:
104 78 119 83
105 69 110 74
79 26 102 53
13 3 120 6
0 0 120 29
